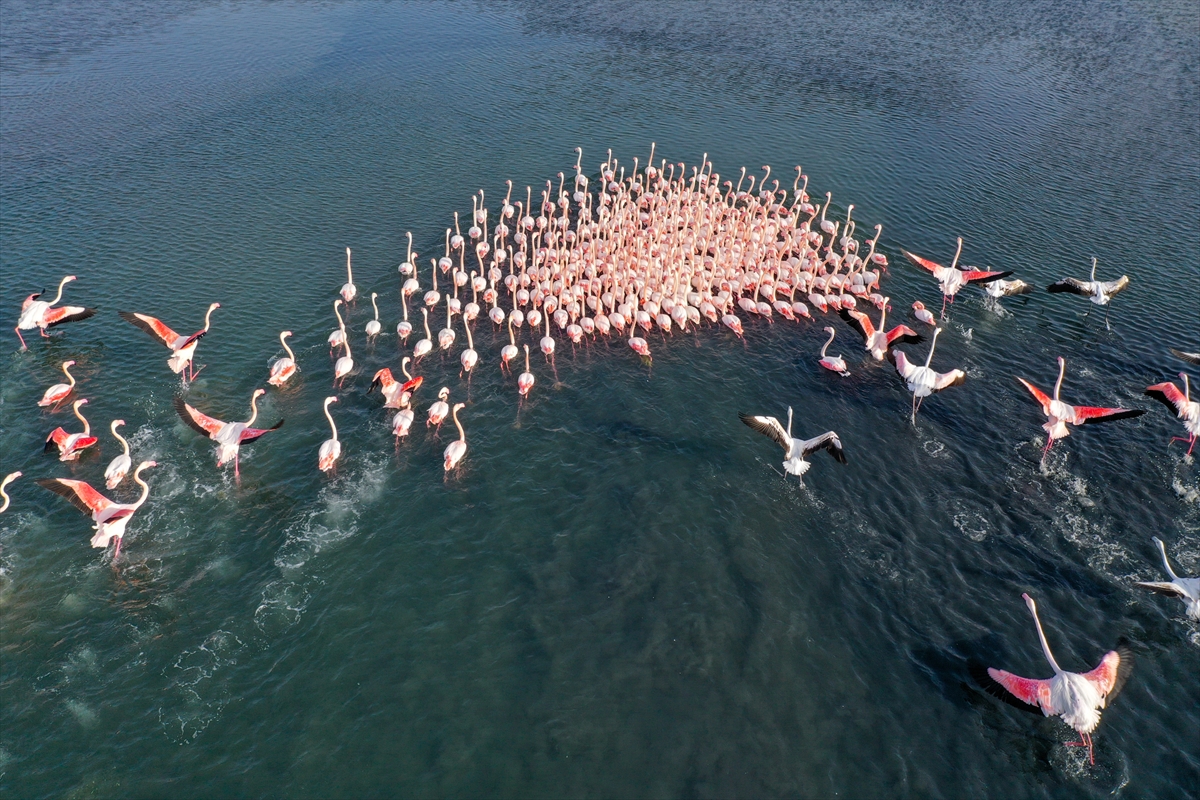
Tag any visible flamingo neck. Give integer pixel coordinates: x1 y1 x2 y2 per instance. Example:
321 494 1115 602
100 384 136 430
281 333 295 361
466 320 473 349
1184 374 1190 402
431 260 438 290
346 247 353 283
1053 360 1066 401
64 362 76 387
132 467 152 509
786 406 793 438
821 329 834 358
246 393 260 426
1028 604 1063 674
371 295 379 319
50 276 71 305
203 304 217 331
1089 258 1097 282
453 407 465 441
75 404 90 435
925 330 940 368
342 338 351 359
406 232 412 263
325 401 338 442
112 423 129 455
401 359 412 380
950 238 963 271
333 302 344 329
423 308 431 338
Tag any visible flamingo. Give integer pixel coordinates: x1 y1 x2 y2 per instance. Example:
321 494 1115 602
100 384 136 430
438 295 456 351
911 301 936 326
369 367 404 408
428 387 450 427
174 388 283 478
739 408 846 480
839 299 921 361
399 231 416 277
0 472 21 513
892 328 965 422
500 316 518 371
37 460 158 560
38 359 78 408
518 344 535 397
902 239 1011 316
45 399 98 461
975 593 1131 766
328 299 347 352
104 420 132 489
540 306 556 358
341 247 357 303
1134 537 1200 620
818 327 849 376
461 318 478 376
399 356 423 404
268 331 299 387
1048 257 1130 328
1018 357 1144 459
119 302 219 380
424 257 441 308
443 403 467 472
334 335 354 387
15 275 96 349
413 307 433 362
1144 373 1198 455
721 313 743 338
984 277 1033 299
366 293 382 339
397 289 413 341
392 407 415 438
318 396 341 472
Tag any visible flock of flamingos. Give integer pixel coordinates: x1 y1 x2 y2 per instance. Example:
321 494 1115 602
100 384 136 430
4 146 1198 768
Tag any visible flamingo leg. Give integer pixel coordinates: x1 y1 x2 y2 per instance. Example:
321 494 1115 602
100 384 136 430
1169 435 1196 456
1041 436 1055 462
40 327 50 338
112 536 122 562
15 327 27 350
234 452 240 480
940 295 948 318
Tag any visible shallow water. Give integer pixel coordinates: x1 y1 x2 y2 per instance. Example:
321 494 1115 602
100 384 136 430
1 1 1198 797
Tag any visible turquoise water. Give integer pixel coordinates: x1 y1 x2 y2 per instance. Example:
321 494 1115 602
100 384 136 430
2 1 1198 797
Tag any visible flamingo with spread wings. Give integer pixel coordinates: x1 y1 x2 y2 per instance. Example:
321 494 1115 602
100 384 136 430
16 275 96 350
174 388 282 477
902 239 1011 316
1018 357 1144 459
37 460 158 560
1144 373 1199 455
119 302 220 380
45 399 98 461
838 299 921 361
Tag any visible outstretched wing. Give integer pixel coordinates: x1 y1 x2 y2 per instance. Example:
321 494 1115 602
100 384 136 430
933 369 967 392
401 376 423 393
173 395 225 438
43 306 96 328
1169 348 1200 365
1075 406 1145 425
36 477 111 517
1047 278 1092 295
801 431 847 464
1083 646 1132 701
1098 275 1130 297
1017 378 1052 412
44 427 69 452
893 349 916 380
738 413 790 453
960 267 1013 284
1134 580 1187 598
984 667 1052 713
239 419 284 444
901 249 944 274
1145 382 1187 417
119 311 180 347
838 308 874 340
968 663 1045 715
884 325 922 346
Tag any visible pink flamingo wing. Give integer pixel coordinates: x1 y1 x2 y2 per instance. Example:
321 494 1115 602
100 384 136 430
119 311 180 346
174 397 226 437
39 477 113 516
1018 378 1052 412
901 249 944 274
960 268 1012 283
1073 405 1145 424
884 325 920 345
43 306 96 327
1145 381 1187 414
74 435 99 450
1082 650 1121 696
46 427 69 447
239 419 284 443
987 667 1051 710
401 376 423 393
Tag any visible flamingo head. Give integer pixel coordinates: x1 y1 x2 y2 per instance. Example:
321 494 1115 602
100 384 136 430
74 399 88 409
63 359 76 368
252 389 266 400
438 387 449 400
113 419 126 427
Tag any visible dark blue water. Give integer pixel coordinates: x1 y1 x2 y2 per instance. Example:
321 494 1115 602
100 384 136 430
2 2 1198 797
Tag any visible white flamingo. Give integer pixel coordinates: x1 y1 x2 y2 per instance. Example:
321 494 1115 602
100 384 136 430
268 331 299 387
818 327 849 376
366 293 382 339
1135 537 1200 620
318 396 341 472
1145 373 1199 455
15 275 95 349
45 399 98 461
443 403 467 471
893 328 965 422
413 307 433 362
37 460 159 561
119 302 220 380
328 299 347 351
38 359 78 408
104 419 132 489
174 389 283 478
1018 357 1144 459
334 337 354 387
341 247 357 303
739 407 846 480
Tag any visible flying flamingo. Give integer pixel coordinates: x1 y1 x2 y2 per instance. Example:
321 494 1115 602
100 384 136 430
119 302 220 381
36 460 159 561
45 399 98 461
1144 373 1198 455
174 388 283 478
902 239 1011 316
500 316 518 371
334 338 354 387
0 472 20 513
104 420 132 489
518 345 535 397
428 387 450 428
341 247 357 303
1134 537 1200 620
413 308 433 362
1018 357 1144 459
268 331 298 387
818 327 849 376
739 408 846 481
443 403 467 472
365 293 382 339
892 328 965 422
328 299 348 352
975 593 1131 766
838 299 921 361
38 359 78 408
318 396 341 472
15 275 96 350
1048 257 1129 328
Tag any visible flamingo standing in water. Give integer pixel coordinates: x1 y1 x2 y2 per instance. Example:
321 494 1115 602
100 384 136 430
892 328 965 422
1048 257 1129 328
399 356 423 406
1144 373 1199 455
36 460 159 561
328 300 348 352
501 316 518 371
461 318 478 376
1134 537 1200 621
975 593 1132 766
268 331 298 387
438 295 456 351
518 345 535 397
902 239 1011 316
839 299 921 361
45 399 98 461
334 338 354 387
119 302 220 381
318 396 341 472
1018 357 1144 459
397 290 413 341
443 403 467 472
0 472 21 513
818 327 849 376
174 388 283 478
365 293 382 339
340 247 357 303
739 408 846 481
15 275 96 349
413 308 433 362
104 420 132 489
38 360 78 408
428 387 450 428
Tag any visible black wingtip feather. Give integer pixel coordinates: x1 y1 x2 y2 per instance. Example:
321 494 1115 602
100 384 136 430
1109 643 1134 702
1143 388 1179 415
46 307 97 328
35 477 92 517
173 395 209 437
